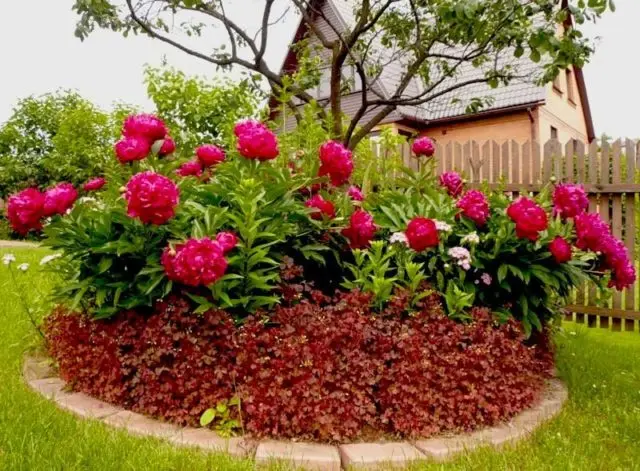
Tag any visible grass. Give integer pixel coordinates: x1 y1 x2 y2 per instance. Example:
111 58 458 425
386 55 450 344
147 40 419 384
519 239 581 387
1 246 639 470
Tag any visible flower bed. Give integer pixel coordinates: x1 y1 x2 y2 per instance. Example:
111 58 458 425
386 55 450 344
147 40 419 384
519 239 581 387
6 114 634 443
45 289 553 442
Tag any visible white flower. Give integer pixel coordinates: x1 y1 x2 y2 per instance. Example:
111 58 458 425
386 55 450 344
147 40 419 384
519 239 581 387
461 232 480 245
17 263 30 271
40 253 62 266
389 232 409 246
2 253 16 266
448 246 472 271
434 220 452 232
78 196 97 204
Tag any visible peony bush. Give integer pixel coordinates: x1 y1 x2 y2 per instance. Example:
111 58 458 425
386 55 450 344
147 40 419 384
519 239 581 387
6 114 634 332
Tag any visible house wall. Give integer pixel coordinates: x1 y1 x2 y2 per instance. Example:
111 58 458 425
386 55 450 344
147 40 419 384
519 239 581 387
537 67 588 144
415 111 534 146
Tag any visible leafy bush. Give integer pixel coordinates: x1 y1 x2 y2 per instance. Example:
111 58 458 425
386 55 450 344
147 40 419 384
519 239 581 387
145 67 262 153
45 288 553 441
0 67 262 203
0 91 128 199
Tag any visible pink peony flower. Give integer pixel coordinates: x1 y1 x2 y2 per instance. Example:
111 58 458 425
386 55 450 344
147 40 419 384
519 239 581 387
318 140 354 187
176 159 203 178
609 258 636 290
83 177 106 192
341 209 377 249
507 197 548 241
215 232 238 254
439 171 464 197
599 235 636 290
549 236 572 263
158 137 176 156
196 144 226 167
234 120 279 161
412 136 435 157
456 190 490 226
125 171 179 225
6 188 45 235
405 217 439 252
122 114 167 141
115 136 151 163
162 238 227 287
574 213 611 252
347 185 364 201
553 184 589 219
305 194 336 220
43 183 78 217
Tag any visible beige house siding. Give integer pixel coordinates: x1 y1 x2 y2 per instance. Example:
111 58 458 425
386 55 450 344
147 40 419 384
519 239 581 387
417 111 534 147
537 68 588 143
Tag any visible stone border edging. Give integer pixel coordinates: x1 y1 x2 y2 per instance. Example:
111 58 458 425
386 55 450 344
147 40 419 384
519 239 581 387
23 355 568 470
0 240 40 248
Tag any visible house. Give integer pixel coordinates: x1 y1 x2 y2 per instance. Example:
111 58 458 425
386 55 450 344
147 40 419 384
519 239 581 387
272 0 594 146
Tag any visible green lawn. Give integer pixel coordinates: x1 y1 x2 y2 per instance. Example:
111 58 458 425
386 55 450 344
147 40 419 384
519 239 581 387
1 246 639 471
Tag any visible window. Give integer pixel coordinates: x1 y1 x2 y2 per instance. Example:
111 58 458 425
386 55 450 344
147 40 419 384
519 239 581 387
553 74 563 94
550 126 558 140
566 69 576 104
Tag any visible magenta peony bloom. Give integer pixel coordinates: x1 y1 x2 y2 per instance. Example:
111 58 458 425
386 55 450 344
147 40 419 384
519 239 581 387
439 171 464 197
305 194 336 220
574 212 611 252
122 114 167 142
507 197 548 241
456 190 490 226
176 159 203 177
43 183 78 217
549 236 572 263
347 185 364 201
162 238 227 287
553 183 589 219
125 171 179 225
234 120 279 161
215 232 238 254
405 217 439 252
318 140 354 187
6 188 45 235
599 234 636 290
115 136 152 163
196 144 226 167
412 136 435 157
158 137 176 156
83 177 106 192
341 209 377 249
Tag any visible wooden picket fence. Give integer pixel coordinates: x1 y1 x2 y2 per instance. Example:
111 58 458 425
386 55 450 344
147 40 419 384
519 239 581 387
390 138 640 332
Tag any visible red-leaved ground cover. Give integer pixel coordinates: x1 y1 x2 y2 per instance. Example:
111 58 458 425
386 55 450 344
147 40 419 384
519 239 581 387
45 286 553 442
